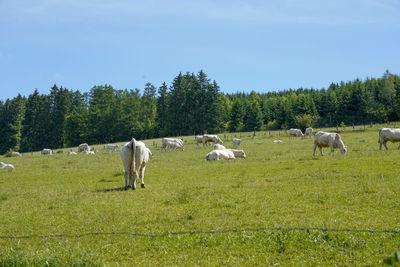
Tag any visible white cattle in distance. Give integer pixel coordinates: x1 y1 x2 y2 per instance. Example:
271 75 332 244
205 149 235 161
313 131 347 156
0 162 14 171
272 140 283 144
106 144 119 152
289 128 304 138
213 144 226 150
227 149 246 158
120 138 152 190
232 138 242 148
195 135 203 146
41 148 52 155
10 152 21 157
161 138 184 151
305 127 313 138
68 151 78 155
78 143 90 152
202 134 223 146
378 128 400 150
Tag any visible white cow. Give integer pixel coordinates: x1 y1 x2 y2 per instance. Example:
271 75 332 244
232 138 242 148
106 144 119 152
0 162 14 171
10 152 21 157
272 140 283 144
305 127 313 138
289 128 304 138
78 143 90 152
202 135 223 146
68 151 77 155
205 149 235 161
41 148 52 155
120 138 152 190
213 144 226 150
378 128 400 150
195 135 203 146
227 149 246 158
313 131 347 156
161 138 184 151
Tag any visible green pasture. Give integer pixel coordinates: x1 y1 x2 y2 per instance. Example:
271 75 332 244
1 125 400 265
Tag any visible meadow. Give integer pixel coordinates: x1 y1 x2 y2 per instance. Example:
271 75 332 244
1 125 400 265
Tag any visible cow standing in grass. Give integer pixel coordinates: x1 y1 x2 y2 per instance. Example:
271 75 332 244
202 135 223 146
378 128 400 150
41 148 52 155
313 131 347 156
232 138 242 148
289 128 304 138
161 138 184 151
120 138 152 190
106 144 119 152
195 135 203 146
305 127 313 138
78 143 90 152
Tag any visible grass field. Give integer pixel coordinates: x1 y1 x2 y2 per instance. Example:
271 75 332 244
1 125 400 265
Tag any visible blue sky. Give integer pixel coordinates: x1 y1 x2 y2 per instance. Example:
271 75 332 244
1 0 399 100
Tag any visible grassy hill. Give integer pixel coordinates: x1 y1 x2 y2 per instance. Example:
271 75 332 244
1 125 400 265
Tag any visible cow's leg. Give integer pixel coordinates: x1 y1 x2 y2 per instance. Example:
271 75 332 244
139 164 146 188
124 170 129 190
384 142 388 150
319 146 324 156
131 171 138 190
313 144 317 156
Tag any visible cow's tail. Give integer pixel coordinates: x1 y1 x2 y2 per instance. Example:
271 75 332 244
129 138 137 173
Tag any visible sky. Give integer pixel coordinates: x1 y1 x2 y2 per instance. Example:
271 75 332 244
1 0 399 100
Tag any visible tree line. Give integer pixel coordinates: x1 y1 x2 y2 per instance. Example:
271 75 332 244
0 70 399 154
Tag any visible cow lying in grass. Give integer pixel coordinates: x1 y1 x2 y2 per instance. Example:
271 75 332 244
0 162 14 171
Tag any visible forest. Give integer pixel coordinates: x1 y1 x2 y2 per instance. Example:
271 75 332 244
0 70 399 154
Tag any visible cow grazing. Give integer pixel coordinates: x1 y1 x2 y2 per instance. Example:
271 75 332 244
272 140 282 144
195 135 203 146
213 144 226 150
232 138 242 148
78 143 90 152
106 144 119 152
289 128 304 138
378 128 400 150
313 131 347 156
10 152 21 157
41 148 52 155
120 138 152 190
305 127 313 138
0 162 14 171
205 149 235 161
227 149 246 158
202 135 223 146
161 138 184 151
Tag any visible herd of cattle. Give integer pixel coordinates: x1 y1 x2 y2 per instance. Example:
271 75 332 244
3 128 400 190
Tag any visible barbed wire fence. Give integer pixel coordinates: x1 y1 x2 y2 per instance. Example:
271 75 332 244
2 226 399 240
